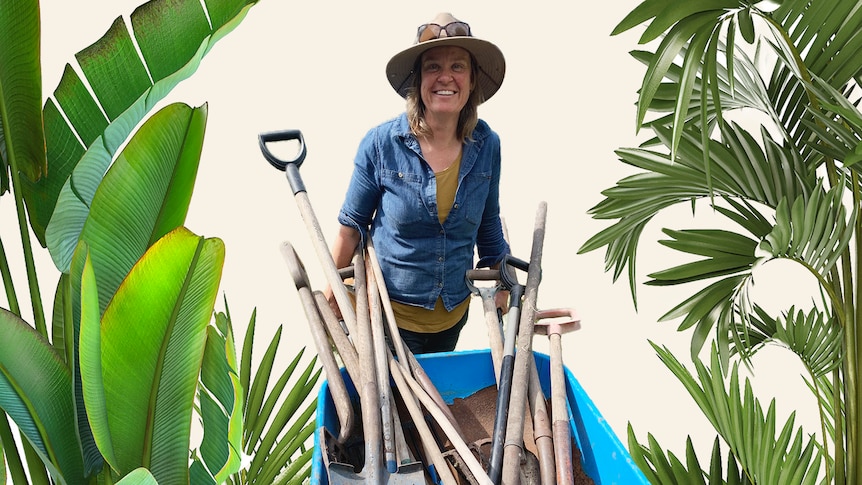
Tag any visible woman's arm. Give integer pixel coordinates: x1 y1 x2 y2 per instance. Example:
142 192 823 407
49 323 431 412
324 224 362 318
331 224 361 270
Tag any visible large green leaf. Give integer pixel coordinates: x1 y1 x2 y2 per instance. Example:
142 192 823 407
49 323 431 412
0 310 85 484
79 227 224 482
627 429 759 485
47 102 207 295
190 314 243 484
0 0 45 191
580 119 815 304
116 468 159 485
648 228 759 286
22 0 259 246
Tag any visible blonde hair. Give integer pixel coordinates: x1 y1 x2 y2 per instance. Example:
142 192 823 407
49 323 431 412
405 53 483 142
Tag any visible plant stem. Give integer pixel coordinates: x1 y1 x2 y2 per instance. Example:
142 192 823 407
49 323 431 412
21 436 50 485
851 172 862 485
0 237 20 316
811 369 833 484
0 413 28 484
834 369 846 485
7 151 47 338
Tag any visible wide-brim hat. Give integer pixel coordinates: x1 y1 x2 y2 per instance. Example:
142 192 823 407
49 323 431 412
386 12 505 103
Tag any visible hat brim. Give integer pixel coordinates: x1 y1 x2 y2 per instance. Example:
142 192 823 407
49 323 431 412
386 36 505 102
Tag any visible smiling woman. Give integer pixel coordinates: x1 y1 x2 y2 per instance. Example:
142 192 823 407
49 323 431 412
325 12 511 356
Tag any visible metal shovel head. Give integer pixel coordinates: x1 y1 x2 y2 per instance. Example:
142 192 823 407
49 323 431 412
327 461 425 484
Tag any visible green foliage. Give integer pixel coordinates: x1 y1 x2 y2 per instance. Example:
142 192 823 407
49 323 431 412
0 1 319 484
227 307 320 485
584 0 862 482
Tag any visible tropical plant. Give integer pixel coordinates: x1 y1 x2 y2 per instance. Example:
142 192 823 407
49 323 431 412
225 305 320 485
579 0 862 483
0 1 318 483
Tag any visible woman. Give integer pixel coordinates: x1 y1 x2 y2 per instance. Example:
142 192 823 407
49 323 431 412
328 12 510 354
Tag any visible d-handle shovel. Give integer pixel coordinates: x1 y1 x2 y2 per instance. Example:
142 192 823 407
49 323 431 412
326 247 385 484
487 254 530 485
468 267 556 485
281 241 354 445
260 129 357 337
534 308 581 485
465 269 506 383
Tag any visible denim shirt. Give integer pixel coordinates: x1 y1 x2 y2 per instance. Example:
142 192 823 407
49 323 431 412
338 113 510 311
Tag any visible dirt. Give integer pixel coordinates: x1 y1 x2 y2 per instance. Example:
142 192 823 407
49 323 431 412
328 384 595 484
445 385 595 485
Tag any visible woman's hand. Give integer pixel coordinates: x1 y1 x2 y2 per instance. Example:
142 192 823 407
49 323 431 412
495 289 509 315
323 284 343 321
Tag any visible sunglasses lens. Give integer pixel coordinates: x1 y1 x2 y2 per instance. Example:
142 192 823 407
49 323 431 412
417 24 442 43
445 22 470 37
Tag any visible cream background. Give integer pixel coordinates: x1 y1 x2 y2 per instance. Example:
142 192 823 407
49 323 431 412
1 0 821 466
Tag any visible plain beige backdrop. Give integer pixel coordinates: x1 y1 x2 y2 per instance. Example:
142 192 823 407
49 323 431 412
1 0 821 465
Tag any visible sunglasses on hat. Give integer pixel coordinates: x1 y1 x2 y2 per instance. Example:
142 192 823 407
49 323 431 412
415 21 472 43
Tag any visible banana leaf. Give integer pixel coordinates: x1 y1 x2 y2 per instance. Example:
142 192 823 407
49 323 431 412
47 102 208 285
22 0 259 247
79 227 225 483
0 310 85 484
190 314 243 484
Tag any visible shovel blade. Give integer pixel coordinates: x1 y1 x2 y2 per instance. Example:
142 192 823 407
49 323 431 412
327 461 425 485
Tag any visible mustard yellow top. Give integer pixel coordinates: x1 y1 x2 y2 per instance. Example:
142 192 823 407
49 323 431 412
392 153 469 333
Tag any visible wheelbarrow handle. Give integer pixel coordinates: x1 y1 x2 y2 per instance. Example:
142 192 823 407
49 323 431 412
258 129 308 194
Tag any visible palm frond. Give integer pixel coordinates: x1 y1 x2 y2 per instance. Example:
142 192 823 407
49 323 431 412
233 315 319 485
650 342 824 483
759 185 856 276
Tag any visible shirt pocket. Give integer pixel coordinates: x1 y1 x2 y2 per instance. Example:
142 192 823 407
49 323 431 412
380 169 426 229
459 172 492 225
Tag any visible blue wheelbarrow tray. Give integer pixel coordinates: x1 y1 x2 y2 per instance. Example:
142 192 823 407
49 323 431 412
309 348 649 485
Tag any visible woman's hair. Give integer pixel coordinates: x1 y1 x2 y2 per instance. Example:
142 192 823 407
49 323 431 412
405 52 483 142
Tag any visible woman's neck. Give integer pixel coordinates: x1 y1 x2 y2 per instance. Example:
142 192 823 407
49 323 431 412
423 110 459 144
419 125 462 173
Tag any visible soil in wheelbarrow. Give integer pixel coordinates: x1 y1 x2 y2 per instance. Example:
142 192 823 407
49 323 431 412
402 385 595 484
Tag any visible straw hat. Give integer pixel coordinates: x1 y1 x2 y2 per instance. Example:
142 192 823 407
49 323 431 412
386 12 505 102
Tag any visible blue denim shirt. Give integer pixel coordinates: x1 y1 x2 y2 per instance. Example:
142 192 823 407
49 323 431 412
338 113 510 311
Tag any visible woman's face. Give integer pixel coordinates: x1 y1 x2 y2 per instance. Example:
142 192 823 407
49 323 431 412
419 46 473 118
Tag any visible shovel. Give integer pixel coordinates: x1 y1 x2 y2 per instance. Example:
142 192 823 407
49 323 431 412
326 247 387 484
465 269 506 382
367 240 466 439
281 241 354 445
487 254 529 485
502 202 548 485
534 308 581 485
260 129 357 338
367 259 427 483
468 267 556 485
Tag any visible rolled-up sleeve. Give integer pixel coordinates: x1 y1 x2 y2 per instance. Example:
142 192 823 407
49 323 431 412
338 128 382 244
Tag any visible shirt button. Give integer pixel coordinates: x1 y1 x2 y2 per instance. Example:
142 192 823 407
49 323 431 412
438 257 444 262
398 172 404 178
453 203 459 209
438 282 443 288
